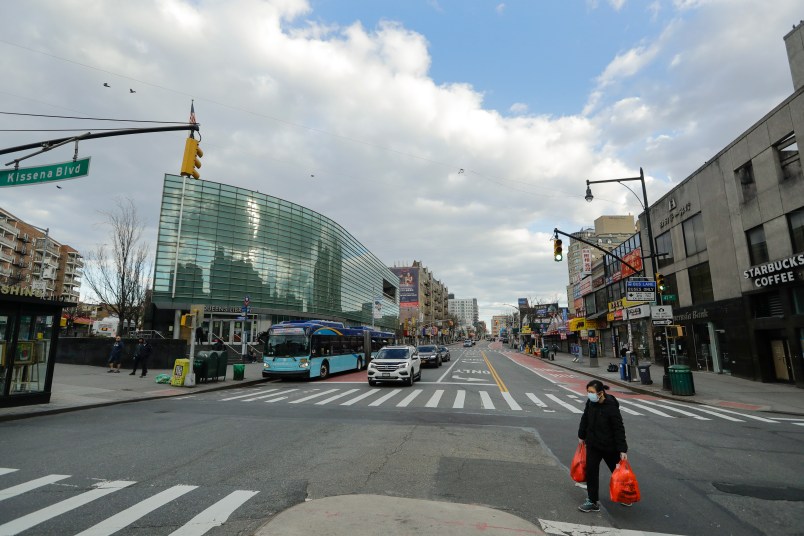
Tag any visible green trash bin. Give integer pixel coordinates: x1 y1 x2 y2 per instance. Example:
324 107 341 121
194 351 212 383
232 363 245 381
668 365 695 395
214 351 228 381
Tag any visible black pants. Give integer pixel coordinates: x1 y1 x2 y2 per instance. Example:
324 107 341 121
585 444 620 503
132 357 148 375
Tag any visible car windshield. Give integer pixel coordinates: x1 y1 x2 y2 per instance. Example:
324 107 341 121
438 346 447 351
265 334 309 358
418 345 437 352
376 348 409 360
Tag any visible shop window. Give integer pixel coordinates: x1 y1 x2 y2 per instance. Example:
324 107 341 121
735 161 756 202
793 287 804 315
655 231 674 269
688 262 714 304
683 213 706 256
789 207 804 254
745 225 769 265
776 133 802 182
752 291 784 318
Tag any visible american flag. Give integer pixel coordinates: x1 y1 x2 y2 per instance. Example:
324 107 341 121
189 101 196 124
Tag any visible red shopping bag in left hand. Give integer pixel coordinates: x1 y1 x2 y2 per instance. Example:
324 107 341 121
610 460 641 503
570 442 586 482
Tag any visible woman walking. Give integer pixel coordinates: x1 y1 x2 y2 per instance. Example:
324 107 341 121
577 380 629 512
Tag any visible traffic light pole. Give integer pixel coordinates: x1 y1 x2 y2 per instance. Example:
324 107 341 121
553 228 641 275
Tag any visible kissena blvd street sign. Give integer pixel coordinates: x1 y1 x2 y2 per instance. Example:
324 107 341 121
0 157 91 188
625 280 656 302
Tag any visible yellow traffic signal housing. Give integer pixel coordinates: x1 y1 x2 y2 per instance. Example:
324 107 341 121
180 137 203 179
553 239 563 262
656 272 666 292
180 313 194 327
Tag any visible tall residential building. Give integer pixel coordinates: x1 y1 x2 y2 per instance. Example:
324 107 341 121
390 260 449 333
0 208 82 302
448 297 478 328
491 314 509 337
565 215 635 316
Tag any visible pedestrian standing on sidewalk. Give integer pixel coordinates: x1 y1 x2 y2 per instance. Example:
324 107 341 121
130 337 152 377
107 336 124 373
577 379 629 513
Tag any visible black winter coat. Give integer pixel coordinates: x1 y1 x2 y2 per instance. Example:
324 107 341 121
578 394 628 453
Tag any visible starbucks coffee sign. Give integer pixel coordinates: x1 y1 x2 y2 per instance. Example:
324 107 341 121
743 254 804 287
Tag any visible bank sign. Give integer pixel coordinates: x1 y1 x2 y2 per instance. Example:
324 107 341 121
743 254 804 287
1 158 91 188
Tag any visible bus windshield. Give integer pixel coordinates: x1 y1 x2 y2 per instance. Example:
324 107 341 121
265 334 310 358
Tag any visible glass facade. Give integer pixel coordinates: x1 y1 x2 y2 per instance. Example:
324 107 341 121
152 175 399 331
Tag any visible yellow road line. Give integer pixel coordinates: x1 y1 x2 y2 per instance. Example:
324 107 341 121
481 351 508 393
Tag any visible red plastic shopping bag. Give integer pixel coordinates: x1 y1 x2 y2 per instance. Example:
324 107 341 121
610 459 641 504
570 442 586 483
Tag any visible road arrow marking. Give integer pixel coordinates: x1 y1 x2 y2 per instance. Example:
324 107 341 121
452 375 485 382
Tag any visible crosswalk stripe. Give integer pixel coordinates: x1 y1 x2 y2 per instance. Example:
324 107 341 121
397 389 423 407
539 518 682 535
502 392 522 411
167 490 259 536
699 405 779 423
241 389 281 402
639 399 710 420
75 485 198 536
0 474 71 502
315 389 359 405
795 422 804 427
289 389 340 404
264 397 288 403
221 389 277 401
526 393 547 408
0 469 18 477
368 389 402 406
453 390 466 409
619 400 676 418
341 390 380 406
425 390 444 408
479 391 495 409
0 479 136 536
662 401 744 422
545 394 583 414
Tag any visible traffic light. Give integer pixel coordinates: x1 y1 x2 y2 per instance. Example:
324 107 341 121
656 272 666 293
180 137 203 179
180 313 194 327
553 239 563 262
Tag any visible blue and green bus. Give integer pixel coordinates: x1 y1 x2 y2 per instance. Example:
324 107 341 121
262 320 395 380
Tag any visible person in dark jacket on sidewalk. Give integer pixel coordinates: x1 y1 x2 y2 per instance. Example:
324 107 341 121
107 336 124 373
577 379 629 512
130 337 152 378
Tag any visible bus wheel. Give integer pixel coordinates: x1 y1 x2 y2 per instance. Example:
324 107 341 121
319 361 329 380
357 357 364 370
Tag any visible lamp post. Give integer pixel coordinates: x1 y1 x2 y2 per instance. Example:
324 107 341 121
585 168 668 387
501 304 521 349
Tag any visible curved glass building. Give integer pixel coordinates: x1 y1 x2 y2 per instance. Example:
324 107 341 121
150 175 399 343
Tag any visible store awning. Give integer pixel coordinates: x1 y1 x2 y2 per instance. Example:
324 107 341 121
568 318 585 331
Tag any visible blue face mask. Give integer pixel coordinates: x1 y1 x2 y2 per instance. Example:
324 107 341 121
587 392 599 403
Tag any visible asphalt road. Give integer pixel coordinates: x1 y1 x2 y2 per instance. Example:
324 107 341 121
1 340 801 535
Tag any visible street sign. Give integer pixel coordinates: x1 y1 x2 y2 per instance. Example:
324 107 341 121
651 305 673 320
0 157 91 188
652 319 673 326
625 280 656 302
661 294 677 302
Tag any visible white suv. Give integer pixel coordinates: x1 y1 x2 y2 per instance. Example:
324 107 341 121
368 345 421 386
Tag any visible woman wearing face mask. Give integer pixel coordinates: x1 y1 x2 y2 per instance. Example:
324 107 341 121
577 379 629 513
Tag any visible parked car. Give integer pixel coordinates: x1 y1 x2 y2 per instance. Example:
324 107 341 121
367 345 420 386
438 345 451 361
417 345 442 367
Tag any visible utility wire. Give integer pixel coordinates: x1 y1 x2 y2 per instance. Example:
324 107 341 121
0 111 189 124
0 128 154 132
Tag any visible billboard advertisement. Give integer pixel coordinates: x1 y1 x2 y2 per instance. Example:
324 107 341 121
620 247 643 278
390 267 419 307
518 298 529 308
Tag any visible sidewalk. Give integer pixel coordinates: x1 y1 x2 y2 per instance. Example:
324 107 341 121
509 346 804 416
0 362 266 422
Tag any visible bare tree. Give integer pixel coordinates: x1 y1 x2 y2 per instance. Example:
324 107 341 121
83 198 151 336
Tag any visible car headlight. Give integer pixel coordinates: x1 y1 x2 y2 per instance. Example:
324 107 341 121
368 363 377 369
397 363 408 369
263 363 270 369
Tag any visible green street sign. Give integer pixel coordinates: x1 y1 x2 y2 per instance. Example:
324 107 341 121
661 294 677 302
0 157 91 188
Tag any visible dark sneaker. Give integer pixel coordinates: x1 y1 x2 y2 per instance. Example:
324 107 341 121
129 372 136 375
578 500 600 513
107 369 114 373
620 502 633 507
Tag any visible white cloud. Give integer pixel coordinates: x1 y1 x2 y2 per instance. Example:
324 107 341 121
496 3 506 15
509 102 528 114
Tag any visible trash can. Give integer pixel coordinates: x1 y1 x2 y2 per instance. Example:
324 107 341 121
233 363 245 381
542 347 550 359
193 351 212 383
637 364 653 385
211 351 228 381
668 365 695 395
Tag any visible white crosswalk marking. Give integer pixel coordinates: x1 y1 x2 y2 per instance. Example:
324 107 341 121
0 479 136 536
453 390 466 409
545 394 583 414
167 490 259 536
341 390 380 406
425 390 444 408
315 389 359 405
699 405 779 423
369 389 402 406
639 399 710 420
479 391 495 409
221 389 278 401
502 392 522 411
662 401 744 422
617 405 642 416
0 474 71 502
397 389 423 407
75 485 198 536
240 389 282 402
264 396 289 403
0 469 17 477
289 389 339 404
526 393 547 408
618 399 676 418
795 422 804 427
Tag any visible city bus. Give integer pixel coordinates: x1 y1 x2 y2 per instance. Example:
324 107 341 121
262 320 395 380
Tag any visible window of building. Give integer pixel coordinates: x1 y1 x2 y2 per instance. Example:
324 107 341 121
776 133 802 182
735 161 756 202
789 207 804 254
683 213 706 256
688 262 714 304
792 287 804 315
655 231 674 269
752 291 784 318
745 225 769 265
